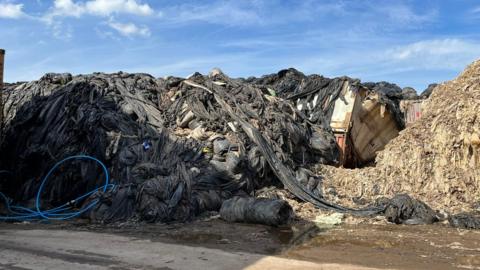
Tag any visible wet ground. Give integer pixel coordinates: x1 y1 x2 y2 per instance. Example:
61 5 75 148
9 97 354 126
285 224 480 270
1 218 480 269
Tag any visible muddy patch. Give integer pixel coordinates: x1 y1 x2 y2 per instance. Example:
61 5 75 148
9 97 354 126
2 220 480 269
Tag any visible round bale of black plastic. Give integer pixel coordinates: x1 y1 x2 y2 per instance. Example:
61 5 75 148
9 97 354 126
220 197 293 226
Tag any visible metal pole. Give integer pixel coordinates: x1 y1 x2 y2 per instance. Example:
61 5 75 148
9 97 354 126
0 49 4 141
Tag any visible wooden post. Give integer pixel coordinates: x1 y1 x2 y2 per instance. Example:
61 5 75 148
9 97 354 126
0 49 4 140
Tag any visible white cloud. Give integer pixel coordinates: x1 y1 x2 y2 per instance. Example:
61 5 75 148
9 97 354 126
386 39 480 69
108 20 150 37
41 0 154 39
472 6 480 13
51 0 85 17
300 38 479 76
51 21 74 40
162 1 348 27
45 0 154 20
161 0 436 30
377 4 437 25
86 0 153 16
0 2 26 19
288 37 480 91
168 2 262 26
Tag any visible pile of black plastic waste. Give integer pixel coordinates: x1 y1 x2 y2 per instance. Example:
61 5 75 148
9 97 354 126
245 68 418 130
0 69 425 225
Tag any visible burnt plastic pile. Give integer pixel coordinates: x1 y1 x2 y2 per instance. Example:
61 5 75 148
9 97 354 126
0 69 412 224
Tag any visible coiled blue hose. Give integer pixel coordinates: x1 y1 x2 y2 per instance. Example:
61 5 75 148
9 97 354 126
0 155 114 221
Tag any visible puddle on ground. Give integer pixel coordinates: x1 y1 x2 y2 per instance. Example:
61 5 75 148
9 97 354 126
268 223 326 246
2 219 480 269
283 223 480 270
0 219 327 255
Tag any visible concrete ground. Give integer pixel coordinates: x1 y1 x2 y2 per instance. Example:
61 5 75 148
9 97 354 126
0 229 379 270
2 220 480 270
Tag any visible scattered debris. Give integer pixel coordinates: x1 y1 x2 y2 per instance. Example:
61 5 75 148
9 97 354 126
249 69 410 167
313 212 344 227
1 60 479 229
0 69 378 224
321 60 480 221
383 194 439 225
448 213 480 229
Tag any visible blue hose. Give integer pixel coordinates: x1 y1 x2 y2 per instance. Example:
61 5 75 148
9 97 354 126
0 155 114 221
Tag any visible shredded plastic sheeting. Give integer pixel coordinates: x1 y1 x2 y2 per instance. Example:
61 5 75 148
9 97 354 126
245 68 410 130
449 213 480 229
1 73 241 222
383 194 439 225
0 68 415 223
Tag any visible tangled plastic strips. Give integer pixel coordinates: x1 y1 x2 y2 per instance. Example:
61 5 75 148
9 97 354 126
0 155 114 220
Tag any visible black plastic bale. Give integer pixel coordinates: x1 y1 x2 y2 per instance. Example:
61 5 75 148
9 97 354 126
219 196 293 226
449 213 480 229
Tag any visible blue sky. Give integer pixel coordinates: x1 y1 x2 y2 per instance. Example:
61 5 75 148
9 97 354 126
1 0 479 91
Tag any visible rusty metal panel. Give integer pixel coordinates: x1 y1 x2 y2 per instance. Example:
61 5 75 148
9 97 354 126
334 133 347 165
401 100 423 125
335 134 346 152
0 49 4 139
410 102 422 123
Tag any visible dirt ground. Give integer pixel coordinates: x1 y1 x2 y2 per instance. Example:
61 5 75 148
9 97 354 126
1 217 479 270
